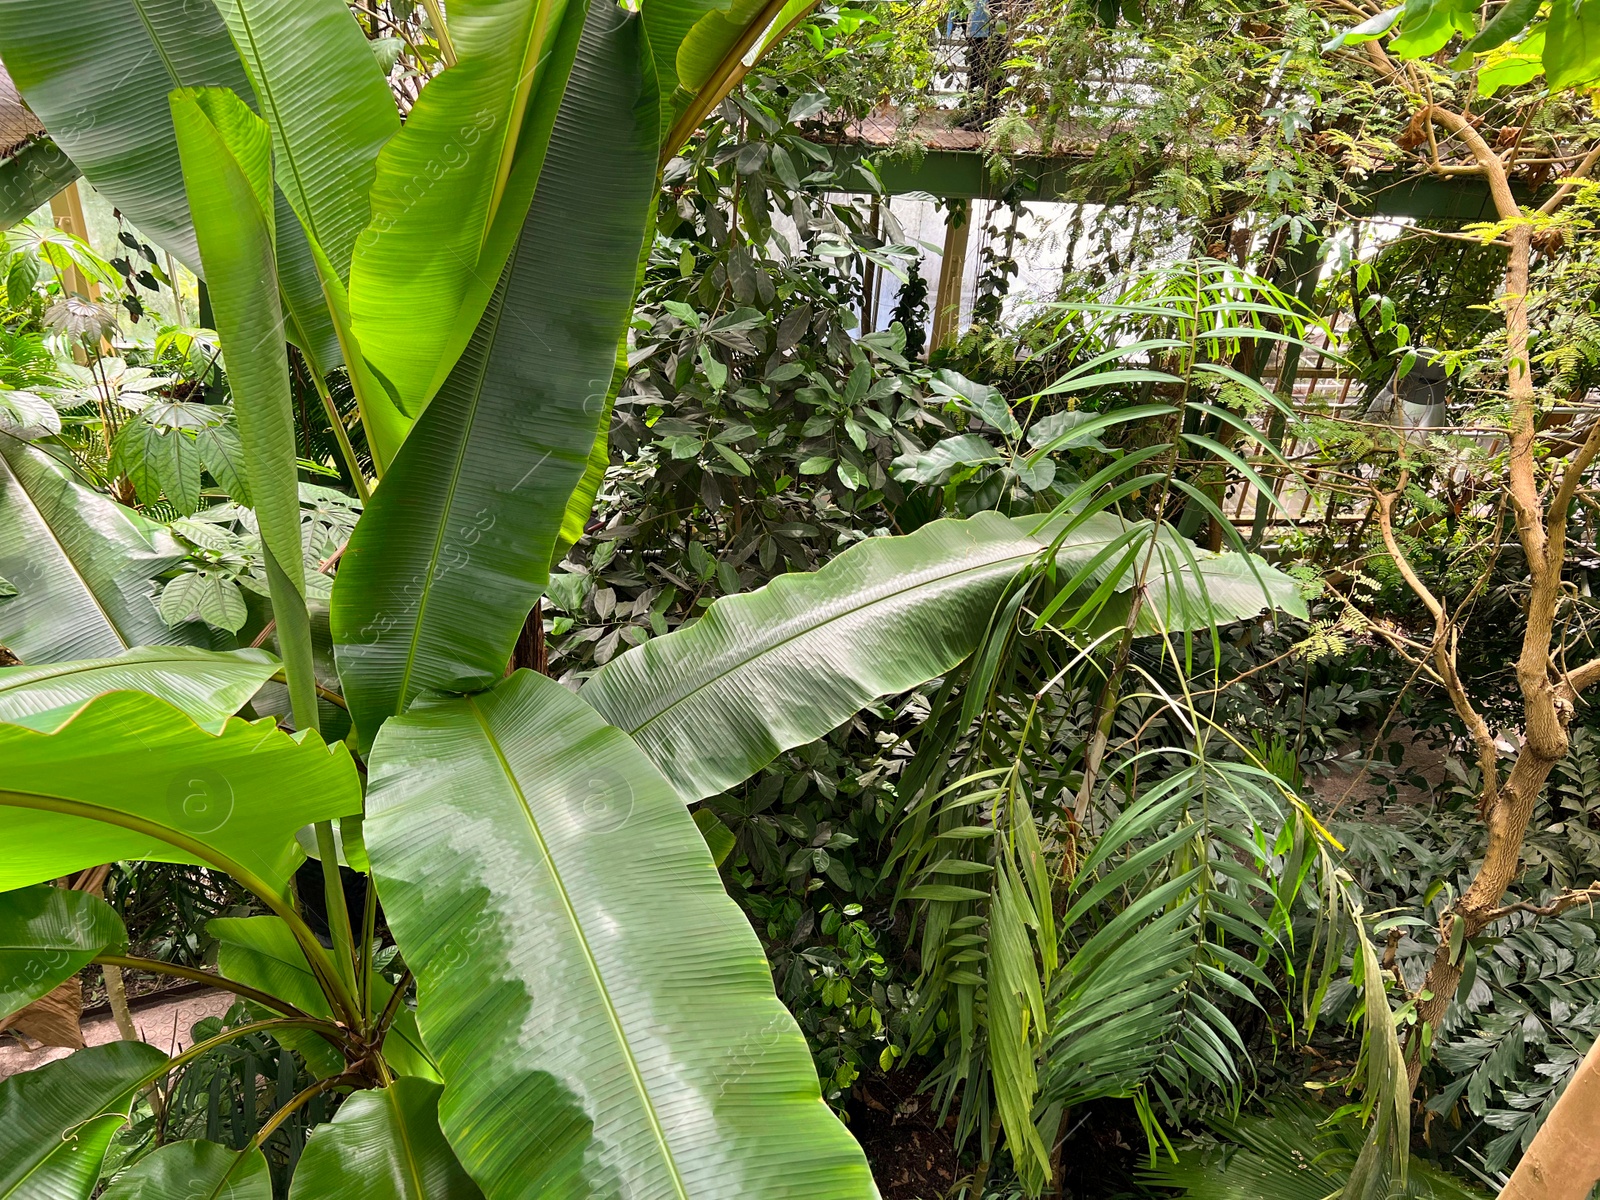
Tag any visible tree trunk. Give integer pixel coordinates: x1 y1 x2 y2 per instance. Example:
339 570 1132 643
1499 1036 1600 1200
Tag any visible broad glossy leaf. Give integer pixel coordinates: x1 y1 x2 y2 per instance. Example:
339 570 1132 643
210 915 437 1081
333 2 658 748
0 0 339 368
1545 0 1600 89
287 1077 483 1200
0 0 251 268
0 885 126 1022
365 670 876 1200
0 1040 167 1200
582 511 1047 802
649 0 810 153
348 0 590 417
642 0 731 135
584 511 1305 803
102 1140 270 1200
171 87 317 729
212 0 397 286
0 439 204 663
212 0 408 465
0 691 360 895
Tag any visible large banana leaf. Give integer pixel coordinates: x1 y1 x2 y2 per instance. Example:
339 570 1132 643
0 691 360 894
0 0 251 268
0 884 126 1021
210 915 438 1081
348 0 592 417
645 0 814 154
581 511 1045 802
102 1141 271 1200
0 0 341 371
332 1 658 748
286 1077 484 1200
0 439 203 663
364 670 877 1200
0 646 278 732
583 511 1306 803
211 0 396 286
171 87 317 730
0 1040 167 1200
212 0 408 464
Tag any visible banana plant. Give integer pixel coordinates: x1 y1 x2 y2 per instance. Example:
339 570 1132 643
0 2 1308 1199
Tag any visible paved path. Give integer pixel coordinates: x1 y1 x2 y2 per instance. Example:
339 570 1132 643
0 988 234 1079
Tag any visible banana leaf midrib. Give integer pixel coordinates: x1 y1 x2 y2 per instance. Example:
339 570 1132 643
130 0 186 89
465 688 694 1200
223 0 313 251
390 255 518 716
603 527 1043 737
1 443 131 650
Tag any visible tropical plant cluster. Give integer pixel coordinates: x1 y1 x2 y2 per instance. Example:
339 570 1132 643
5 1 1600 1200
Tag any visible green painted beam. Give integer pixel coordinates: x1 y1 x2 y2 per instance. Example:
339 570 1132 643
824 142 1522 222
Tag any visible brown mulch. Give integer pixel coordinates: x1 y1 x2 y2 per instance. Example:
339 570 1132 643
845 1068 964 1200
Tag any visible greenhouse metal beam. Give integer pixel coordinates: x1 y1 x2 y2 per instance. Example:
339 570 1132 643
824 143 1527 222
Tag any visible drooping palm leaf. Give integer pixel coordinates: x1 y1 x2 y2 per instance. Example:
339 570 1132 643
332 0 658 748
0 1040 167 1200
0 691 360 895
286 1077 484 1200
0 646 278 732
0 439 203 663
0 884 126 1021
364 669 877 1200
170 87 317 729
1141 1102 1489 1200
347 0 592 418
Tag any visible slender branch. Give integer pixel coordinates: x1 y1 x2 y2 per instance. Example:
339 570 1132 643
132 1017 347 1093
1483 885 1600 923
1420 105 1519 221
1375 482 1500 801
373 969 413 1041
247 1071 365 1153
1538 142 1600 215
